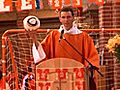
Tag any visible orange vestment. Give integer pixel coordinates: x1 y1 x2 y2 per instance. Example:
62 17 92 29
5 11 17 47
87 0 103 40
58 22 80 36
41 30 99 90
41 31 99 67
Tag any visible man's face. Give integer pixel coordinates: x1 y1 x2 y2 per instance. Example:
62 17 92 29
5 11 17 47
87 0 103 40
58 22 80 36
59 11 74 30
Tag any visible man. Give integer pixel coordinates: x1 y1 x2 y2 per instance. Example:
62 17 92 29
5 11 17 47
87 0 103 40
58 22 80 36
25 6 99 90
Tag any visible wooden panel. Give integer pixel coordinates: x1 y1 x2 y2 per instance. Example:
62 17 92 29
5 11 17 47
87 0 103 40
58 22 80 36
36 58 89 90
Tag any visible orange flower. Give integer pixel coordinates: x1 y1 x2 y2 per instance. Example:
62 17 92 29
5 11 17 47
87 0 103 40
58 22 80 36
117 37 120 45
106 34 120 53
106 34 120 61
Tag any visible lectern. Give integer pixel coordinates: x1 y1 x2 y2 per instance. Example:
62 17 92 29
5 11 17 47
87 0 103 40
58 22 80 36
36 58 89 90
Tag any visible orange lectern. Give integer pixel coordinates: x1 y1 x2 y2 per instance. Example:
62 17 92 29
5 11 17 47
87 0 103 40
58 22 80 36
36 58 89 90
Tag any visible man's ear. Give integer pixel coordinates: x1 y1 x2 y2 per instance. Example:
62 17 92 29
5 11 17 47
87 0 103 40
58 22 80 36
59 17 62 23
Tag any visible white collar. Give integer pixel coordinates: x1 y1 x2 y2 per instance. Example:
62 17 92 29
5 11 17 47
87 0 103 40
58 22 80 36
58 24 82 34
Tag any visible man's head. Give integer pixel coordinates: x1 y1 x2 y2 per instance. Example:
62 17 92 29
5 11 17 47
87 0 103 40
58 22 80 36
59 6 74 17
59 6 74 30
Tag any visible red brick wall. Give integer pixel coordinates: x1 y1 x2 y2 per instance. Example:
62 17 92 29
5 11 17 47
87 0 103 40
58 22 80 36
99 2 120 89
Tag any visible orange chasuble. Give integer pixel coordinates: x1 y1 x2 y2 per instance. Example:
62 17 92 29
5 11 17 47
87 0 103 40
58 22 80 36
41 30 99 90
41 30 99 67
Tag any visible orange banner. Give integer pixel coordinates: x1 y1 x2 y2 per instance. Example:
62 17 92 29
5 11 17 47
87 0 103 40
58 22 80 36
15 0 36 11
64 0 71 5
88 0 97 2
96 0 104 5
52 0 62 9
40 0 43 9
0 0 13 12
72 0 83 8
48 0 52 6
116 0 120 2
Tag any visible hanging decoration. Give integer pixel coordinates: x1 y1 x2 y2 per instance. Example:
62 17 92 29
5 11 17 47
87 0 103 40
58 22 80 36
72 0 83 8
0 0 114 13
36 0 43 9
52 0 83 9
52 0 62 9
64 0 71 5
39 0 43 9
116 0 120 3
15 0 36 11
0 0 13 12
88 0 97 2
36 0 40 9
48 0 53 7
96 0 104 5
88 0 104 5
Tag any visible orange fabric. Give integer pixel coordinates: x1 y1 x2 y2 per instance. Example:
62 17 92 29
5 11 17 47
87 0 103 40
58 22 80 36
4 0 13 12
52 0 62 9
41 31 99 67
116 0 120 2
64 0 71 5
41 30 99 89
16 0 36 11
0 79 3 90
88 0 97 2
15 0 22 11
0 0 13 12
72 0 83 8
96 0 104 5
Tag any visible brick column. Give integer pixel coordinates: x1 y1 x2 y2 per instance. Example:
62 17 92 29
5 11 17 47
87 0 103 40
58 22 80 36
99 2 115 89
99 3 113 28
113 3 120 28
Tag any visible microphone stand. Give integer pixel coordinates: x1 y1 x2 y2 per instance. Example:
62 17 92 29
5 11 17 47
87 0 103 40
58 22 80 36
60 37 103 77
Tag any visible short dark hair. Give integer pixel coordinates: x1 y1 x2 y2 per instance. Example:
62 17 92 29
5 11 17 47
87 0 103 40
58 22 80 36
59 6 74 16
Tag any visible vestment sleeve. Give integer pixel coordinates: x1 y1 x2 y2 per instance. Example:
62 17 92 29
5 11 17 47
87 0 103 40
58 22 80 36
84 34 99 68
84 34 99 86
32 41 46 64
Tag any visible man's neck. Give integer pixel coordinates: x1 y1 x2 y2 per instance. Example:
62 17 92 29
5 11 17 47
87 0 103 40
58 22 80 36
64 26 73 31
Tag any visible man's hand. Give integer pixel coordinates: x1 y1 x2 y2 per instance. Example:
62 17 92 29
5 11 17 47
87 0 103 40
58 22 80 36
86 65 94 78
25 29 37 39
86 65 99 78
25 29 39 49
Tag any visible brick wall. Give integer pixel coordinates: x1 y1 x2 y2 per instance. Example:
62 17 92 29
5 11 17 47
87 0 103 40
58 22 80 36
99 3 113 28
113 3 120 28
83 4 99 29
99 2 120 89
99 31 115 89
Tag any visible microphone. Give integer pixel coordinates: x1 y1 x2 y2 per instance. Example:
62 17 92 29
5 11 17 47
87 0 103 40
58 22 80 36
59 30 64 42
